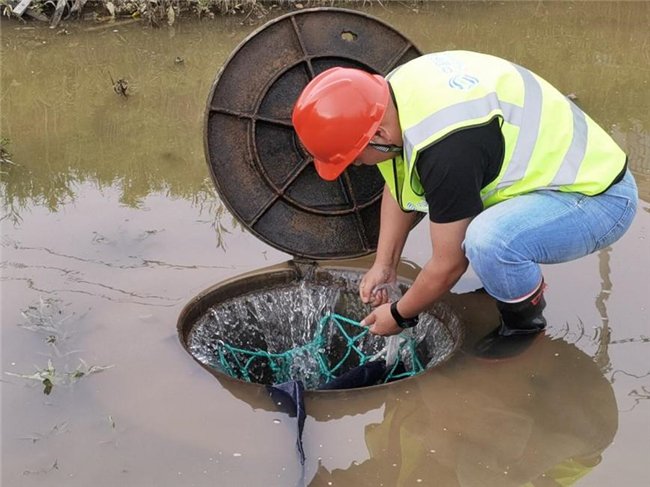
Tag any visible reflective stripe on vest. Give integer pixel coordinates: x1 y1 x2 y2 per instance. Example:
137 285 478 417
379 51 626 212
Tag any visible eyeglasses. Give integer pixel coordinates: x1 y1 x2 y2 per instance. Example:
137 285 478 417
368 142 403 154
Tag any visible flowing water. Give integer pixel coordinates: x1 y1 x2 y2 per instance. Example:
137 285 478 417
186 275 458 389
1 2 650 486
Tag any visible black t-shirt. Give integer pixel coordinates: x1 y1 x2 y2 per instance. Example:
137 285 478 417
414 118 505 223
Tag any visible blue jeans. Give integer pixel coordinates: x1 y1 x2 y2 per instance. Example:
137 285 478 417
464 170 638 302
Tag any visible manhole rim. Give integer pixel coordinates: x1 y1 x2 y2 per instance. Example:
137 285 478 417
177 260 464 394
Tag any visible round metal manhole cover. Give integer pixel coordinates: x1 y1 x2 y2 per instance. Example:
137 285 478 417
204 8 423 260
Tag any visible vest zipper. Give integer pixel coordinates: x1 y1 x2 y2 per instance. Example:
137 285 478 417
391 158 404 209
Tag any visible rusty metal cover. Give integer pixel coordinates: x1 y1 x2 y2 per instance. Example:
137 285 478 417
204 8 422 260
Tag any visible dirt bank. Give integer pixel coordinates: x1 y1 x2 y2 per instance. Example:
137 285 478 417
2 0 419 28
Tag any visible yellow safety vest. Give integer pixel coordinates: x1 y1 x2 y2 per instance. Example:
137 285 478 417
377 51 627 212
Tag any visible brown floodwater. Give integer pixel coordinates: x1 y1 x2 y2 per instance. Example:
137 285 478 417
1 2 649 486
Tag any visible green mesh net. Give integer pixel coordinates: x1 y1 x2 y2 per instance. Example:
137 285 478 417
215 312 425 388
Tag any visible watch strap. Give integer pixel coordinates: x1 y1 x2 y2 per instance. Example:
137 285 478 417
390 301 419 329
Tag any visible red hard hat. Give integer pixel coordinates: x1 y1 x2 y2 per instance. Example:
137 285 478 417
292 67 389 181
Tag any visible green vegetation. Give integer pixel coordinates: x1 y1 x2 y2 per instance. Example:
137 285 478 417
6 298 114 395
5 358 114 395
0 137 14 166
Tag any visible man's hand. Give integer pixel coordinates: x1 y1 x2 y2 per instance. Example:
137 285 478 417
359 264 396 307
360 303 402 336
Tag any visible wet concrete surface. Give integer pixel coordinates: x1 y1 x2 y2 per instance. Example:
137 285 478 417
1 2 649 486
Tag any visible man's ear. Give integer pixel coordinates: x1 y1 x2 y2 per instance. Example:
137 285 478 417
375 124 391 143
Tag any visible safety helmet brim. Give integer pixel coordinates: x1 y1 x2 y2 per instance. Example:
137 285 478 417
313 157 353 181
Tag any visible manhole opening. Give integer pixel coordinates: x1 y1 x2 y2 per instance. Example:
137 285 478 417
186 270 461 390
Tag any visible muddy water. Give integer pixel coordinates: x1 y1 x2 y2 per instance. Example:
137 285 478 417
1 2 649 486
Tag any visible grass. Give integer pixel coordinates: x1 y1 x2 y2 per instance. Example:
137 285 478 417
6 298 114 395
6 357 115 395
1 1 416 27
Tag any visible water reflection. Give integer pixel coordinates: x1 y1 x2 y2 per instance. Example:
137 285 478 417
214 291 617 486
1 1 649 224
0 17 254 218
594 248 613 374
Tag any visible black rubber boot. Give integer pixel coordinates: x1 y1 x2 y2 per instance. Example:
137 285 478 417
474 282 547 359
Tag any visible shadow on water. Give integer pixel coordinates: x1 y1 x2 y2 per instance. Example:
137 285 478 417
1 2 649 486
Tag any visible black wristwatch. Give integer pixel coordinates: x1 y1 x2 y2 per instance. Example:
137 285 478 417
390 301 419 329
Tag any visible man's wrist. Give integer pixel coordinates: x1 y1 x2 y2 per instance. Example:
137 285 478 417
390 301 419 329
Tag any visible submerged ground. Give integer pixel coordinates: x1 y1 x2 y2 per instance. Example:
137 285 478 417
1 2 649 486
